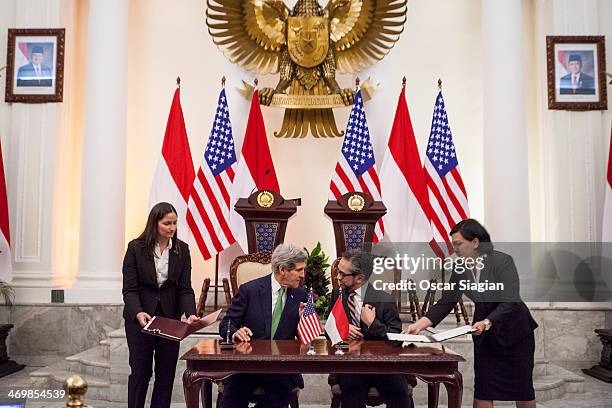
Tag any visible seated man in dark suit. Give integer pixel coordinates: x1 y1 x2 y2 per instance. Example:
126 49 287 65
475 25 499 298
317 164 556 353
218 243 308 408
559 54 595 95
326 250 413 408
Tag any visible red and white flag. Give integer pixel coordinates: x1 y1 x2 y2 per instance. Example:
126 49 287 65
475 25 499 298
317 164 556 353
149 87 195 236
324 293 349 345
229 89 280 252
424 91 469 254
187 88 237 260
380 86 436 249
329 90 384 242
297 292 323 345
0 139 12 282
603 127 612 242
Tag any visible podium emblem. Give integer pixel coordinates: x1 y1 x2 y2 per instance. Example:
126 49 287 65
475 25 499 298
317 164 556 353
257 191 275 208
347 194 365 212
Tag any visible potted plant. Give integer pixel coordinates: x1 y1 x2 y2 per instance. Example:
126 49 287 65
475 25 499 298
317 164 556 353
304 242 331 317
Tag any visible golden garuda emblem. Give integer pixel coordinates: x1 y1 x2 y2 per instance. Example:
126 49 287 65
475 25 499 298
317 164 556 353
206 0 407 138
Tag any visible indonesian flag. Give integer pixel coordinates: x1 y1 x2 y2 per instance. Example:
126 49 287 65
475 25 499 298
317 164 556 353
0 139 11 282
603 127 612 242
324 293 349 345
149 88 195 234
380 86 435 248
229 89 280 252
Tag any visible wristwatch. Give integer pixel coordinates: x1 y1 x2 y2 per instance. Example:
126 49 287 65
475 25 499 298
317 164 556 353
483 319 492 331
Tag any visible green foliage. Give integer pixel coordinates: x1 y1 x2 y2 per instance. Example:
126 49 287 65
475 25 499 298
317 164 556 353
304 242 331 316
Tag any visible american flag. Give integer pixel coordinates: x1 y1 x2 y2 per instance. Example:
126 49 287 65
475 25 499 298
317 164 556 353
297 292 323 345
329 90 384 242
424 91 470 255
186 88 237 260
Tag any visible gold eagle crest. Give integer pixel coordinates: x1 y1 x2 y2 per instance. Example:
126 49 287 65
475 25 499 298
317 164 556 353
206 0 407 138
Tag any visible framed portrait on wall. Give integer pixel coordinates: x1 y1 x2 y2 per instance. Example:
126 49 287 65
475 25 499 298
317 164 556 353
546 35 607 111
4 28 65 103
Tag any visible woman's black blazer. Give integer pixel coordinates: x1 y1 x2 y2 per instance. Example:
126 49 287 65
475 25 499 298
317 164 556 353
426 250 538 347
122 238 196 322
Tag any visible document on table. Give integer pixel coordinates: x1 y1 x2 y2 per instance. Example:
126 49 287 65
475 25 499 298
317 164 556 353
387 325 476 345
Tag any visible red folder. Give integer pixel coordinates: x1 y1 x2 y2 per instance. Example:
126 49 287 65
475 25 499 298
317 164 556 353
142 309 222 341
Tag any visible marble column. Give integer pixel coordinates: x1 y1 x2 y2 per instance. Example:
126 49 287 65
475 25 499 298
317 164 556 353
3 0 73 302
481 0 531 242
67 0 128 302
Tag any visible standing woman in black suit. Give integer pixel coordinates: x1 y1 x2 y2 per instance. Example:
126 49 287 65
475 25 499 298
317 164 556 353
122 202 199 408
404 219 538 408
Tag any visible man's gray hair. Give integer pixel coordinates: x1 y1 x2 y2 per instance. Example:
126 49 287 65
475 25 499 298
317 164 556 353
271 243 307 274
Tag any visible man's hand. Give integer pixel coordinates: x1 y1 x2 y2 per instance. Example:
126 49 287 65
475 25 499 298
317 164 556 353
186 315 200 324
299 302 305 317
136 312 152 328
347 324 364 341
259 87 275 106
232 326 253 342
360 304 376 327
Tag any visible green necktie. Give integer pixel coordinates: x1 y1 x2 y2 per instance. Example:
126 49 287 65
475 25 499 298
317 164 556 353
271 287 285 338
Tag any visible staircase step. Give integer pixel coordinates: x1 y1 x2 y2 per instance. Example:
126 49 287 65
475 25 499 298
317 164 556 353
65 345 110 378
30 367 109 401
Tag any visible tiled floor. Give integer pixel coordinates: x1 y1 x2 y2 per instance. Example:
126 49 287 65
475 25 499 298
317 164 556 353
1 366 611 407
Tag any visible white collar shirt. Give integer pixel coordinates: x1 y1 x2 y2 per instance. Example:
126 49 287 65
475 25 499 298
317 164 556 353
154 240 172 287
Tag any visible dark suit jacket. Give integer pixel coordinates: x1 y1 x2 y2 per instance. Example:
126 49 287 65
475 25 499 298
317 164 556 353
16 63 53 87
219 274 308 340
219 274 308 389
122 238 196 322
325 284 402 340
426 250 538 348
560 72 596 94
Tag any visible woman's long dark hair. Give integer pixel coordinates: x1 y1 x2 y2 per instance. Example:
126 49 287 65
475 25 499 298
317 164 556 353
137 202 180 257
450 218 494 255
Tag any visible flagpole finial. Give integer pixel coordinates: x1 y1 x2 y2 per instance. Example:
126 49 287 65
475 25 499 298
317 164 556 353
254 78 259 88
438 78 442 90
402 77 406 89
355 77 360 90
221 76 226 88
176 76 181 88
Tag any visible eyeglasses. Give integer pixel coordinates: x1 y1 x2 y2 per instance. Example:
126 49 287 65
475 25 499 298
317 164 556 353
337 271 359 278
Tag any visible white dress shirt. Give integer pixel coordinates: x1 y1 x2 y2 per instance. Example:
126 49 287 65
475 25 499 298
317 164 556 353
271 274 286 315
153 240 172 287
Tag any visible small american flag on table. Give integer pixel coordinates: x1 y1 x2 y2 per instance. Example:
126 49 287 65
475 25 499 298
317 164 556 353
297 292 323 345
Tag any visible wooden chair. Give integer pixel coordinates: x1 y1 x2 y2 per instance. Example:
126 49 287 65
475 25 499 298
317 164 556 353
217 251 299 408
195 278 211 317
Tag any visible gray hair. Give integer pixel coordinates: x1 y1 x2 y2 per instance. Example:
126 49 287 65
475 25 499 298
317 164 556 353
271 243 307 274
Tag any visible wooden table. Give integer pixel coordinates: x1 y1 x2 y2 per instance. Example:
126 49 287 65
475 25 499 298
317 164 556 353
181 339 465 408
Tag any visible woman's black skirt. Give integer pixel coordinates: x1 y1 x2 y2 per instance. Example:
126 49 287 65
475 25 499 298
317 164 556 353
473 331 536 401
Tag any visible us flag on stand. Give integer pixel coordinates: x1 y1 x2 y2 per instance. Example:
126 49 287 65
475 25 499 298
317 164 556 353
297 293 322 345
424 91 470 255
329 90 384 242
186 88 237 260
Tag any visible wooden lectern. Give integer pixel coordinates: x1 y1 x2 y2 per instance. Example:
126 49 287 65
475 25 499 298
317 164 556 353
234 190 298 253
323 192 386 257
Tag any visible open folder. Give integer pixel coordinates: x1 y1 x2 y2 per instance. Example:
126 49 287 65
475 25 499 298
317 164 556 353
142 309 222 341
387 325 476 345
